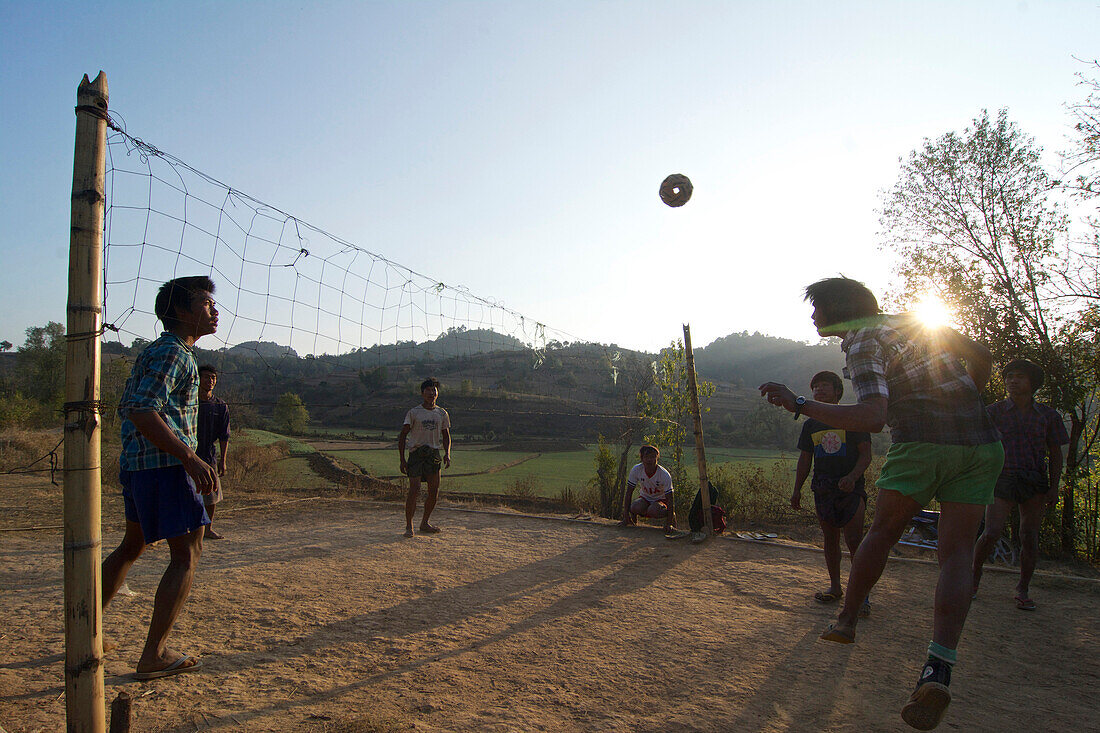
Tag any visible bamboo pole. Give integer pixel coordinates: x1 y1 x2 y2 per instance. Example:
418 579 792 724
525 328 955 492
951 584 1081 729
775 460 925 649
682 325 713 536
64 71 108 733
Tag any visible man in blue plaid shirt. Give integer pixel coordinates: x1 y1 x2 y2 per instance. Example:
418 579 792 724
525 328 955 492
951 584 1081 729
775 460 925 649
101 276 220 680
760 277 1003 731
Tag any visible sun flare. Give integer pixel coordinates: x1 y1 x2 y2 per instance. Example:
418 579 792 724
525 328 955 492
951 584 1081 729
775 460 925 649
913 295 953 329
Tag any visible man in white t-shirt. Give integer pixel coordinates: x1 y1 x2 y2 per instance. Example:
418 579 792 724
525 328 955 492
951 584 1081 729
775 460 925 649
398 378 452 538
619 445 675 533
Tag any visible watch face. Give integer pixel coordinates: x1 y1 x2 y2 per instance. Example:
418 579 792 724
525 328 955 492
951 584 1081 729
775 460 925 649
796 396 807 406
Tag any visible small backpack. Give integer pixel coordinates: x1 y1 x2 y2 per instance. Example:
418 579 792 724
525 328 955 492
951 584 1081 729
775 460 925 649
691 503 726 534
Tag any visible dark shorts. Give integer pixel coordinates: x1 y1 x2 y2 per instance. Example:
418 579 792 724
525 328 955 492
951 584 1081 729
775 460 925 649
811 476 866 529
121 465 210 543
407 446 442 480
993 470 1048 504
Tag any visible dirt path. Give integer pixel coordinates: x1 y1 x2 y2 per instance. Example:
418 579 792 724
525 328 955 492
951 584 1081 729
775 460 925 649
2 499 1099 732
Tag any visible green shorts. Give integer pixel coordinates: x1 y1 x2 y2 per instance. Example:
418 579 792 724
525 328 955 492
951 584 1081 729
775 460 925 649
877 441 1004 507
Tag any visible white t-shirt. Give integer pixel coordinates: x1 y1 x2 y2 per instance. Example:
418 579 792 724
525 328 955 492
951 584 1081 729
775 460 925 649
626 463 673 502
403 405 451 450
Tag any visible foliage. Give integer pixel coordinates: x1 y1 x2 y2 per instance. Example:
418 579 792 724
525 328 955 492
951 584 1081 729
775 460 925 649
880 107 1096 556
590 435 619 517
274 392 310 434
638 339 716 489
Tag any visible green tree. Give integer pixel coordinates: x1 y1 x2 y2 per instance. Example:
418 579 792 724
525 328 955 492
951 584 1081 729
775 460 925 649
274 392 310 434
880 108 1093 554
638 339 715 494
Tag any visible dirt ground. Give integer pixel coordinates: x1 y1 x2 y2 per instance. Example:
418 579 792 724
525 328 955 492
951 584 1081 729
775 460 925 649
2 475 1099 732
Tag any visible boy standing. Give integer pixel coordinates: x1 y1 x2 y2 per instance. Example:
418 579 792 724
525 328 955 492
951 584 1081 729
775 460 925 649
100 276 220 679
619 445 675 534
760 277 1003 731
972 359 1068 610
398 378 451 537
792 371 872 611
197 364 230 540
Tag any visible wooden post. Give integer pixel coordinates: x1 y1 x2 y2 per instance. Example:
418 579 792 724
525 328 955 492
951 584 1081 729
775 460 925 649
64 71 108 733
683 325 713 536
108 692 133 733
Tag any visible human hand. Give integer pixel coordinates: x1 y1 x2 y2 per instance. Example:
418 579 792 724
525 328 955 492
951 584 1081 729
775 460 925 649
790 490 802 510
183 453 218 495
838 475 855 492
444 453 451 469
216 458 227 477
399 460 408 476
1045 488 1060 509
759 382 797 412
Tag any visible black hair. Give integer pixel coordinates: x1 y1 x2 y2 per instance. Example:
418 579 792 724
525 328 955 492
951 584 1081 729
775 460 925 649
198 364 218 376
639 445 660 458
1001 359 1044 392
803 277 880 329
810 370 844 399
155 276 215 330
420 377 441 392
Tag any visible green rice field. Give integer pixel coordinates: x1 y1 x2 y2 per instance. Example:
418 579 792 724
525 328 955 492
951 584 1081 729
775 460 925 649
335 445 797 496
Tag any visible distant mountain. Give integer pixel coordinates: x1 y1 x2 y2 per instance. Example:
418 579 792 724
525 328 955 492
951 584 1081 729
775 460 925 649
694 331 846 390
225 341 300 359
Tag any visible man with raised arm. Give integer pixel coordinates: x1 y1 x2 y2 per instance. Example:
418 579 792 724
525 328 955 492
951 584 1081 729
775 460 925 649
101 276 220 679
398 378 451 537
972 359 1068 611
759 277 1003 731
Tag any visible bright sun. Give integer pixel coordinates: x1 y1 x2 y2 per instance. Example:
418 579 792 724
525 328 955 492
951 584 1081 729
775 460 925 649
913 295 953 329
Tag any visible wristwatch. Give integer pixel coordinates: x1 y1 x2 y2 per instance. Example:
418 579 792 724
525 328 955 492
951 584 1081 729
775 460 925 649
793 395 806 420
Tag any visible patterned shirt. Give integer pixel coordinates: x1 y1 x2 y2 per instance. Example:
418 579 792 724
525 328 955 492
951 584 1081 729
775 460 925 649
197 397 231 466
841 318 1000 446
117 332 199 471
986 398 1069 475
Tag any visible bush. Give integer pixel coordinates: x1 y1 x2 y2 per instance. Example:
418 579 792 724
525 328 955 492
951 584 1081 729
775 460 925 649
224 441 291 495
0 428 62 473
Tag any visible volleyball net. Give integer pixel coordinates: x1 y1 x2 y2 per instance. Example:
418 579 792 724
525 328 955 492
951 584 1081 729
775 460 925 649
99 116 652 431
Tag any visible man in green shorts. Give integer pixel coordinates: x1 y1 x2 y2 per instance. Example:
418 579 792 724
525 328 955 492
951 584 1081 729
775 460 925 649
398 378 451 537
759 277 1003 731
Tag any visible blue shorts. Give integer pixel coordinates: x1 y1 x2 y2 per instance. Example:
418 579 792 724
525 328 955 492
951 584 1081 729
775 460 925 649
120 465 210 543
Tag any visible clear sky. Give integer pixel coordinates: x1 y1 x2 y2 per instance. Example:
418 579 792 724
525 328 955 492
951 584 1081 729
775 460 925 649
2 1 1096 355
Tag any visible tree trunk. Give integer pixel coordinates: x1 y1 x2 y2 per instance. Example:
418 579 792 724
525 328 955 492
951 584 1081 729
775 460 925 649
1062 411 1084 555
614 430 635 520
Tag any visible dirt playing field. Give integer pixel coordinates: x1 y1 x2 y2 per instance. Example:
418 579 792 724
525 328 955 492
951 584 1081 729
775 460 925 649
3 476 1099 732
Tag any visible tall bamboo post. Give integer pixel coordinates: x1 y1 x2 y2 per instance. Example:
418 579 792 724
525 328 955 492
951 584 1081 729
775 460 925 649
64 71 109 733
683 325 713 535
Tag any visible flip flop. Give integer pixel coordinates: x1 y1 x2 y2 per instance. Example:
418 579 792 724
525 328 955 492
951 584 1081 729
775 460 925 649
133 655 202 680
665 529 690 540
1015 595 1036 611
820 623 855 644
814 590 843 604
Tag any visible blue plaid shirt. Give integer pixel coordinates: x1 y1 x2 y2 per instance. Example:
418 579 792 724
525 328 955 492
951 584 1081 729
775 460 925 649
117 332 199 471
841 318 1000 446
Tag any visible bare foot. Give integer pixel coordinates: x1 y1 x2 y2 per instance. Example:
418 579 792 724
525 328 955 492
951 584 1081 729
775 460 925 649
205 528 224 540
403 528 414 538
419 524 441 534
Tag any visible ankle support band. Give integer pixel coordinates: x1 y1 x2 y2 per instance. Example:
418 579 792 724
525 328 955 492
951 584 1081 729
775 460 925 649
927 641 957 665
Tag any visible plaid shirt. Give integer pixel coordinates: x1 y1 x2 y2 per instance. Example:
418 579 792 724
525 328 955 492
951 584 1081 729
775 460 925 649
117 332 199 471
986 398 1068 474
841 318 1000 446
